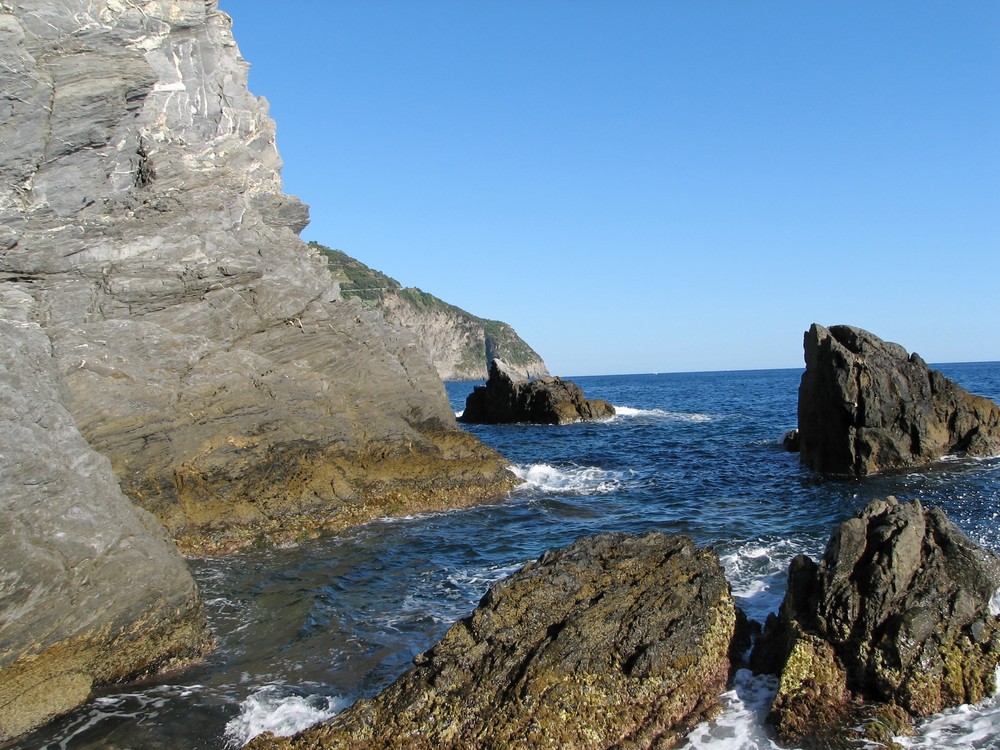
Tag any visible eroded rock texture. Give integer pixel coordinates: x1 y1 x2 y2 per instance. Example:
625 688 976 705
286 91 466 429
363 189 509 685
0 0 514 554
460 358 615 424
754 497 1000 748
248 532 738 750
798 324 1000 476
0 321 212 742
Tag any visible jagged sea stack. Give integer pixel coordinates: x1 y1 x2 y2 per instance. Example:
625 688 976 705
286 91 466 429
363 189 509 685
753 497 1000 747
460 358 615 424
0 0 515 554
248 532 739 750
797 324 1000 476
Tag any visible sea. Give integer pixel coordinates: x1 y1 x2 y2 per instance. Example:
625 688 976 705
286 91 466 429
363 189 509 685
9 364 1000 750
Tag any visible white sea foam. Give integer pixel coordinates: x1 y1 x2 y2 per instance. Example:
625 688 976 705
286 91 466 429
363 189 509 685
224 685 346 747
510 463 627 495
682 669 782 749
990 586 1000 617
613 405 714 422
717 538 819 624
386 561 524 629
897 684 1000 749
454 409 464 418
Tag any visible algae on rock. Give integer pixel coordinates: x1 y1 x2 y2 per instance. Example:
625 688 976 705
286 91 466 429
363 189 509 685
247 532 739 750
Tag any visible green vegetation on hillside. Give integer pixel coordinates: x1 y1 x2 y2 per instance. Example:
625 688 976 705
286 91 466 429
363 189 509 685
308 241 545 375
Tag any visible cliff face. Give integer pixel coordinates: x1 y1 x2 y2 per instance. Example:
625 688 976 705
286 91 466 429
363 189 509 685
0 0 514 553
0 320 213 741
319 245 549 381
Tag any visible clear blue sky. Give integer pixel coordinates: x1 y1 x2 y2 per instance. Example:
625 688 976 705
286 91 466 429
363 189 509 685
218 1 998 376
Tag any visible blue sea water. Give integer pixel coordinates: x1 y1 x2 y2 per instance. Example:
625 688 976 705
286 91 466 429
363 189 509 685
10 364 1000 750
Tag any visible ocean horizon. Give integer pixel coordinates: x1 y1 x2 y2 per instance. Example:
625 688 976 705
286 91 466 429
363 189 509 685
15 363 1000 750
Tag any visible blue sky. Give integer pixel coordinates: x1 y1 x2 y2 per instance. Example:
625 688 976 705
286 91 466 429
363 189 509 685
218 1 998 376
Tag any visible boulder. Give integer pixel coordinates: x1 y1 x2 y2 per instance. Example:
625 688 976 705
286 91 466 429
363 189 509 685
460 358 615 424
753 497 1000 747
797 324 1000 476
0 0 516 554
248 532 739 750
0 321 213 742
781 428 800 452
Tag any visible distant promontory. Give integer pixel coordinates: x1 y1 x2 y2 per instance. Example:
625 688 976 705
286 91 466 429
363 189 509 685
316 243 548 381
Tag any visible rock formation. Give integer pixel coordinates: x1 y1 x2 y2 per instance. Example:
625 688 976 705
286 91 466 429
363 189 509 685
460 358 615 424
317 243 549 381
247 531 739 750
797 324 1000 476
753 497 1000 748
0 321 213 742
0 0 516 555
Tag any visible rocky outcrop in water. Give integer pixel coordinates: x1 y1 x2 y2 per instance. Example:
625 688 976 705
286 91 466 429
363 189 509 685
753 497 1000 748
0 321 213 742
318 244 549 381
460 358 615 424
797 324 1000 476
0 0 515 555
248 532 739 750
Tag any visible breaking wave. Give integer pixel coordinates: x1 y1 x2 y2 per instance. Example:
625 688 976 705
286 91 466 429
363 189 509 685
613 405 714 422
224 685 346 747
510 463 629 495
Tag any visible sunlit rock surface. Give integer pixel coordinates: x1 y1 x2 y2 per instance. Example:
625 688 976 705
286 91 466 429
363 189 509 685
0 321 212 741
248 531 738 750
797 323 1000 476
754 497 1000 748
0 0 515 554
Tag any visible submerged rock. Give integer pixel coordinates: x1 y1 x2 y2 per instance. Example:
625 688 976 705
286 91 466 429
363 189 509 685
753 497 1000 748
0 321 213 742
248 532 739 750
460 358 615 424
797 324 1000 476
0 0 515 555
781 428 800 452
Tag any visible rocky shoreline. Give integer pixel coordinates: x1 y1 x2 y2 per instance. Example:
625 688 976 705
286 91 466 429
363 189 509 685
2 0 998 743
247 497 1000 750
0 0 519 738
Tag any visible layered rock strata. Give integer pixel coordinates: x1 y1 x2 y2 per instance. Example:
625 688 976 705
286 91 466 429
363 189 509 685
0 0 515 554
460 358 615 424
248 532 739 750
0 321 213 742
753 497 1000 748
798 324 1000 476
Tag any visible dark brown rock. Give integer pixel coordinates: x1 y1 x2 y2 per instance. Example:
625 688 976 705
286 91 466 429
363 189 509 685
797 324 1000 476
753 497 1000 747
248 532 738 750
782 428 800 452
460 358 616 425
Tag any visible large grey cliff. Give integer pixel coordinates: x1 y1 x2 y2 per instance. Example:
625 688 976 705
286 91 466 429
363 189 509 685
319 244 549 381
0 320 212 741
0 0 515 556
